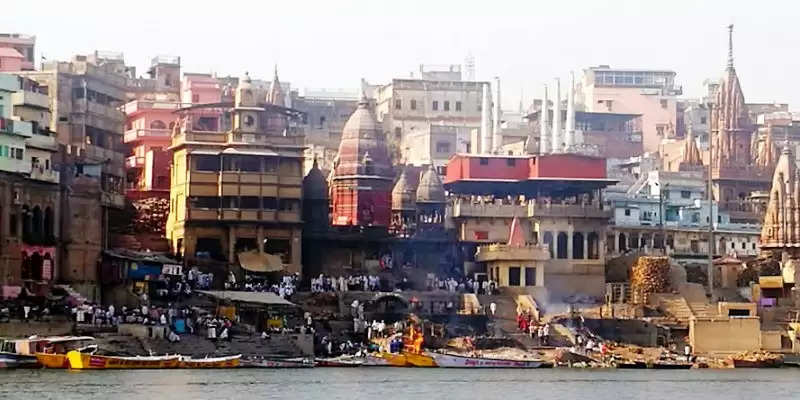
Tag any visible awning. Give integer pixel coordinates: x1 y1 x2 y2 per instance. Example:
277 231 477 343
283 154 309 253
759 276 784 289
197 290 296 306
237 249 283 273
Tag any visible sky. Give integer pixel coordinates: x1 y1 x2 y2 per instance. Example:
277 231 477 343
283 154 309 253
4 0 800 109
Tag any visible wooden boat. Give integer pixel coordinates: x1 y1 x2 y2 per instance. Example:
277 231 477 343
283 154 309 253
0 353 40 369
617 360 693 369
732 358 783 368
316 356 364 367
35 336 97 369
240 358 314 368
363 355 392 366
178 354 241 368
428 352 550 368
404 352 437 367
66 351 180 369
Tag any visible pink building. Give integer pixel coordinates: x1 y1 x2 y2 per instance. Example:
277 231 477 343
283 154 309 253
123 100 180 198
0 33 35 71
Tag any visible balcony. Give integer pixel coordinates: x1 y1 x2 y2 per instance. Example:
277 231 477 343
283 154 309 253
126 155 144 168
0 117 33 137
528 203 612 219
84 144 124 165
25 134 57 151
122 100 182 116
29 166 59 183
124 128 171 143
86 102 125 122
452 200 527 218
11 91 49 109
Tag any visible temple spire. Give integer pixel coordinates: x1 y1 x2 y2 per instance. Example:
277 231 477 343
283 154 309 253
727 24 735 70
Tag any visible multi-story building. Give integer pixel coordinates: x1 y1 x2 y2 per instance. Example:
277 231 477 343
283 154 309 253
17 52 128 299
370 65 489 167
0 33 35 72
580 65 681 153
167 73 305 273
0 73 60 295
444 153 615 301
122 56 182 199
291 87 359 176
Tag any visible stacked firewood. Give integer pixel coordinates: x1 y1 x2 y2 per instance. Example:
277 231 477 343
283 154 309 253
631 256 670 303
132 197 169 234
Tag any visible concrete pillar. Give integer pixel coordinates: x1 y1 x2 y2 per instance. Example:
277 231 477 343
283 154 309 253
257 226 265 254
540 84 549 154
552 78 561 153
228 227 236 263
291 227 302 276
613 231 620 253
567 226 574 259
583 232 588 260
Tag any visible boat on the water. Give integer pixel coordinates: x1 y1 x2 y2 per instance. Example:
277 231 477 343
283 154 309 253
427 352 550 368
66 350 180 369
316 356 364 367
732 358 783 368
0 353 40 369
34 336 97 369
178 354 241 368
616 360 692 369
240 358 314 368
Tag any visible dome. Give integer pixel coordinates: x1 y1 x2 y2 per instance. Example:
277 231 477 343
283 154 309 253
392 169 417 211
333 95 392 178
416 165 446 203
303 159 328 200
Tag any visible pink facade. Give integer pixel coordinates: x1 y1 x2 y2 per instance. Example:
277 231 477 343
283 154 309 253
0 48 24 72
123 100 180 197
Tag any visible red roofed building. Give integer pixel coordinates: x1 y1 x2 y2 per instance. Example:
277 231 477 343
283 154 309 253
330 96 393 227
0 47 24 72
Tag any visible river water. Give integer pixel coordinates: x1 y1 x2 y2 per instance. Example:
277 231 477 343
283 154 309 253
1 368 797 400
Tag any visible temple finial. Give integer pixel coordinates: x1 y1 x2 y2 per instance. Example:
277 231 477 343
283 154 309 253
727 24 734 70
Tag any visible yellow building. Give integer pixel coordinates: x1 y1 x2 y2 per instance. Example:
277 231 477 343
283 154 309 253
167 73 305 273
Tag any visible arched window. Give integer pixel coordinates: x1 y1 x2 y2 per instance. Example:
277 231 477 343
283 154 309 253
150 120 167 129
22 206 31 241
572 232 584 259
588 232 599 259
556 232 568 259
542 232 554 258
44 207 54 241
32 206 43 242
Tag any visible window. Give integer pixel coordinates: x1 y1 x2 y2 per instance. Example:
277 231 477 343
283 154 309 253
479 158 489 165
240 196 260 209
700 116 707 124
9 213 17 236
239 156 260 172
604 100 613 111
752 243 756 250
741 242 746 250
455 101 462 111
432 101 439 111
525 267 537 286
150 120 167 129
474 231 488 240
262 197 277 210
660 99 668 109
410 100 417 110
681 190 691 199
395 127 402 139
192 94 199 103
508 267 521 286
189 196 219 209
194 155 219 172
656 125 665 136
436 165 447 175
444 101 450 111
506 158 516 166
624 208 631 216
319 116 325 129
435 142 451 153
264 158 278 173
662 190 670 199
395 99 402 110
279 199 300 211
222 196 239 208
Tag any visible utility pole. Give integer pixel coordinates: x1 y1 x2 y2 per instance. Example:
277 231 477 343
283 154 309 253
707 102 715 293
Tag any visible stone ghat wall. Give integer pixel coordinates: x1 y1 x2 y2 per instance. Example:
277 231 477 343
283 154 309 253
0 321 73 338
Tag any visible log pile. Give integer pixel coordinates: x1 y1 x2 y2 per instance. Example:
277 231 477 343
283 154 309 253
631 256 670 304
132 197 169 234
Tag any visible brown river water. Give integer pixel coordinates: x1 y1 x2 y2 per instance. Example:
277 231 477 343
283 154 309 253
1 367 798 399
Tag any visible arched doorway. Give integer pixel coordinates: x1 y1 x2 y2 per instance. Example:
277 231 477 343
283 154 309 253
32 206 43 242
556 232 568 259
572 232 585 259
543 232 554 258
588 232 599 259
44 207 54 241
618 233 627 252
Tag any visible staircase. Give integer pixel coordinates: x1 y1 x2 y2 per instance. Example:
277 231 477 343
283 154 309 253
479 294 537 348
653 294 694 321
461 294 481 315
54 284 89 305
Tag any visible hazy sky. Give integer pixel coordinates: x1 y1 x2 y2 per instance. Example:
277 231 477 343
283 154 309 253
4 0 799 109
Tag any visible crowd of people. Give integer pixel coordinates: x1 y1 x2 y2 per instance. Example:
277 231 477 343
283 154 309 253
426 274 497 295
517 312 551 346
241 274 299 299
310 274 382 293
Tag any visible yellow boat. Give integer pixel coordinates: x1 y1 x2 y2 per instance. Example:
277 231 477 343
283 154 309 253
36 353 69 369
178 355 241 368
35 336 97 369
67 351 180 369
404 352 437 367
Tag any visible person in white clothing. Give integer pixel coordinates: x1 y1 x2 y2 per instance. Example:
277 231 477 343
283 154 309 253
489 302 497 316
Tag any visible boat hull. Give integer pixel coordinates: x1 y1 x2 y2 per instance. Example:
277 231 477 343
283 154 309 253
732 359 783 368
35 353 69 369
178 355 241 369
316 358 364 367
0 353 40 369
66 351 180 369
429 352 549 368
240 359 314 368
